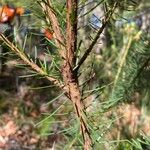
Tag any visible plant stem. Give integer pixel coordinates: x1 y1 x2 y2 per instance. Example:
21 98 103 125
63 1 92 149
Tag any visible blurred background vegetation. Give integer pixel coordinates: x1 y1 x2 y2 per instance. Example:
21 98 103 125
0 0 150 149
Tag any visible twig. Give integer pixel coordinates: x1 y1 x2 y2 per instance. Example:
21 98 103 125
0 34 64 90
114 36 133 86
74 2 117 72
40 0 66 58
79 0 105 18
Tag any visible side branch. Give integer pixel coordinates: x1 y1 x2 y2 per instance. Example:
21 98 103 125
74 22 107 72
40 0 66 58
0 34 64 90
74 3 117 72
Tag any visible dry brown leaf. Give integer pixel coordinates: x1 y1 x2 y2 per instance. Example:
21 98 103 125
0 135 6 148
5 121 18 136
29 137 39 144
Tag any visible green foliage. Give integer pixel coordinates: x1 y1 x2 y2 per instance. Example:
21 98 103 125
106 23 150 108
117 135 150 150
1 0 150 149
38 116 54 136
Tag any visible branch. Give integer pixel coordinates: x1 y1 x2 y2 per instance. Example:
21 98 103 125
0 34 64 90
40 0 66 58
114 36 133 86
66 0 78 67
74 2 117 72
62 1 92 148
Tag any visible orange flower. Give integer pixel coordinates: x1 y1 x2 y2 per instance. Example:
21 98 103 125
44 28 53 40
16 7 25 15
0 5 15 23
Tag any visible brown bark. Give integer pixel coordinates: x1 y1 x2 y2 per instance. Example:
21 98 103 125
62 62 92 149
64 1 92 149
40 0 66 58
66 0 78 67
68 82 92 150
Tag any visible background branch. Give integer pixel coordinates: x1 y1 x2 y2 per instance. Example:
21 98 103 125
74 2 117 72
